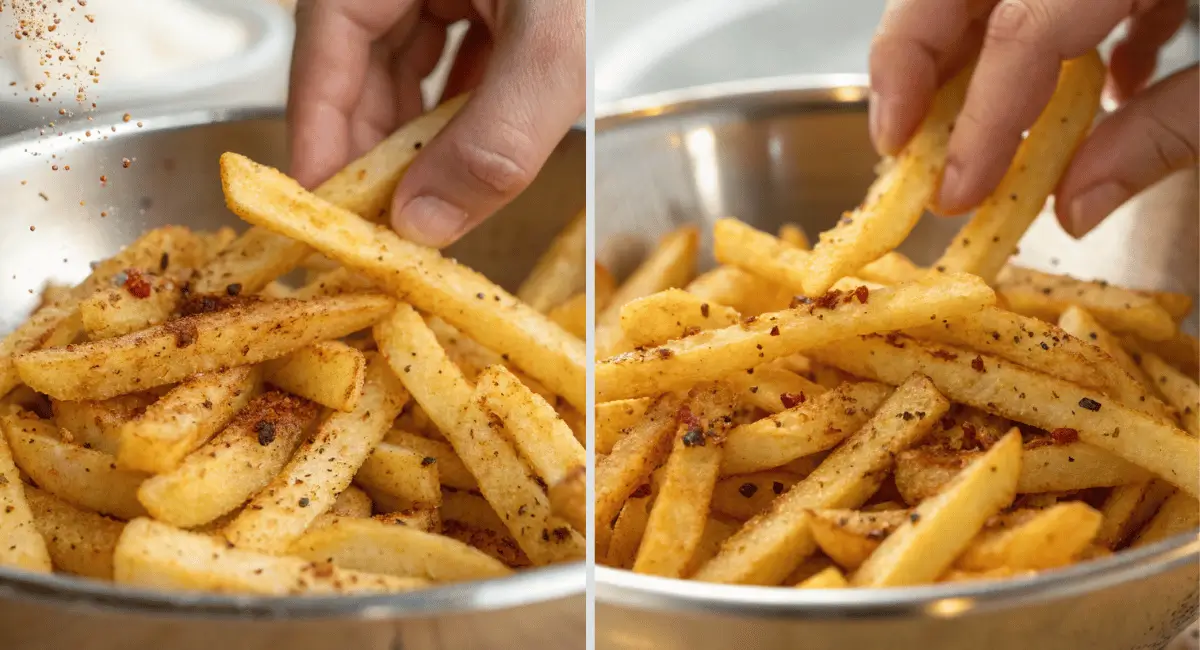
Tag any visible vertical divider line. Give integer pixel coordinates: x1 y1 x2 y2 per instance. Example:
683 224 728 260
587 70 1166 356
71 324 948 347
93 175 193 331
584 0 597 646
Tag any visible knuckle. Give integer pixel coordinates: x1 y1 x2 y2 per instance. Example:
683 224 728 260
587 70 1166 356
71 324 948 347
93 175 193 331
452 124 540 198
1147 110 1199 171
986 0 1050 47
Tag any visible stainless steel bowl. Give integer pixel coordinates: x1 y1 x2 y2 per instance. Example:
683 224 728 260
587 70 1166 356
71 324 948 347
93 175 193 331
0 108 585 650
595 76 1200 650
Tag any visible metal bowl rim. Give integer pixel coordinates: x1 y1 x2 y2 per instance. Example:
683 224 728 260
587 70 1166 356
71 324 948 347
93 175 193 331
595 76 1200 614
0 106 584 619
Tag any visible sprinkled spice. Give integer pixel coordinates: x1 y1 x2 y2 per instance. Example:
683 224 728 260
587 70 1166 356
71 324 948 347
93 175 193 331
1050 428 1079 444
1079 397 1101 412
780 392 806 409
255 420 277 445
971 356 986 373
123 268 151 298
738 483 758 498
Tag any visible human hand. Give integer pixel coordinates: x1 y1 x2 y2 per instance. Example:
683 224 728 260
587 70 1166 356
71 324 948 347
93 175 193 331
288 0 584 247
869 0 1198 237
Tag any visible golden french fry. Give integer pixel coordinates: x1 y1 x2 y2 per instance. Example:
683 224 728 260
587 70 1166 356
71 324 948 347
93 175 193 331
117 366 262 474
934 52 1105 283
1146 290 1194 324
263 341 367 412
684 515 742 577
800 65 972 295
685 266 792 317
604 481 656 569
374 303 583 564
712 219 811 295
3 410 148 519
857 252 924 285
1138 351 1200 436
220 153 586 410
852 430 1021 587
517 210 587 313
596 227 700 358
796 566 848 588
693 375 949 585
1096 481 1176 549
1132 491 1199 548
596 263 617 311
291 267 376 300
809 509 908 570
53 393 157 456
137 392 320 528
355 442 442 512
595 392 683 536
597 272 995 402
956 502 1102 571
778 223 811 250
724 362 827 414
115 518 429 595
994 266 1176 341
595 398 648 455
1057 305 1172 419
326 485 373 519
0 429 51 572
618 289 741 350
546 293 586 340
1127 331 1200 380
374 509 440 533
384 430 477 490
24 485 123 579
80 273 186 340
17 294 392 401
224 355 409 553
711 471 804 522
549 465 586 537
634 383 737 578
811 334 1200 498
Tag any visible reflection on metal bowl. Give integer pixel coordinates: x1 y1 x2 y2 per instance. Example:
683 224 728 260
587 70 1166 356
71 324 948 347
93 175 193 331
595 76 1199 650
0 109 584 650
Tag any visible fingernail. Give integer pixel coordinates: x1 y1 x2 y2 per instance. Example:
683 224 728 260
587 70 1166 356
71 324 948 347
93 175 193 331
392 196 470 248
869 91 898 155
935 161 965 215
1067 183 1127 239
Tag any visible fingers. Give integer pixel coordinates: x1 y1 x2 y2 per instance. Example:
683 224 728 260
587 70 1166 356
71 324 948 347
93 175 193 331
390 1 585 248
1055 65 1198 238
1107 0 1187 102
288 0 416 188
937 0 1169 214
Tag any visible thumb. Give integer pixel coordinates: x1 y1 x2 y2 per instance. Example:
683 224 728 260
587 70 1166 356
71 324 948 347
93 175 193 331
1055 65 1198 238
390 2 584 248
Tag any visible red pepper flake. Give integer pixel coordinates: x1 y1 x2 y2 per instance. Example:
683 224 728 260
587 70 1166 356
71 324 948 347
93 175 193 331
677 404 700 431
931 349 958 361
812 289 844 310
853 285 869 304
700 303 710 318
1050 428 1079 444
970 356 986 373
780 392 806 409
123 269 152 299
769 325 780 336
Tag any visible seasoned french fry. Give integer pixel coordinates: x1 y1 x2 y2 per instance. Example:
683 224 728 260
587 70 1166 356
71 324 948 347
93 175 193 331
956 502 1102 571
711 471 804 522
597 272 995 402
721 382 891 476
894 441 1152 504
684 515 742 577
517 210 587 313
16 294 393 401
852 430 1020 587
595 398 649 455
374 303 583 564
1095 481 1176 549
224 355 409 553
778 223 811 250
1128 331 1200 379
1147 290 1194 324
800 65 972 295
724 363 827 415
441 520 531 569
634 383 737 578
1057 305 1172 419
693 376 949 585
546 293 586 340
53 393 157 456
809 509 908 570
384 430 477 490
596 263 617 311
549 466 586 537
933 52 1105 282
79 273 186 340
326 485 373 519
595 392 683 536
604 482 655 568
1138 351 1200 436
685 266 792 317
783 554 837 586
137 392 320 528
994 266 1176 341
712 219 811 294
289 517 511 582
220 153 586 410
811 335 1200 498
115 518 429 595
263 341 367 412
291 267 376 300
24 486 123 579
1132 491 1199 548
619 289 741 349
796 566 848 588
0 429 50 572
596 227 700 357
355 442 442 511
374 509 440 533
3 410 148 519
857 252 924 285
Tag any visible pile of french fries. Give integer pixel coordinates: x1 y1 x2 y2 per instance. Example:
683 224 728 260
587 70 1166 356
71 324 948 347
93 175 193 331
596 50 1200 588
0 96 586 595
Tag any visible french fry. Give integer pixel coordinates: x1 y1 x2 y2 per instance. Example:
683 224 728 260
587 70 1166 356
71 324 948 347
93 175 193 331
263 341 367 412
800 65 972 296
517 210 587 313
53 393 157 456
291 267 376 300
1146 290 1194 324
724 363 827 415
137 392 320 528
597 272 995 402
326 485 373 519
811 335 1200 498
1137 351 1200 436
596 263 617 310
956 502 1102 571
0 428 51 572
549 466 586 537
384 430 477 490
24 486 123 579
3 410 148 519
894 441 1152 505
115 518 429 594
693 376 949 585
289 517 511 582
809 509 908 570
1095 481 1176 549
224 355 409 553
933 52 1105 283
634 383 737 578
685 266 792 317
79 273 186 340
857 252 924 285
595 398 649 454
16 294 393 401
852 430 1021 587
1128 331 1199 379
596 227 699 357
441 520 531 569
684 515 741 577
994 266 1176 341
355 443 442 512
712 219 811 295
374 509 440 533
374 303 583 564
595 392 683 537
783 554 837 586
778 223 811 250
711 471 804 522
220 153 586 410
546 294 587 340
619 289 741 349
1057 305 1172 419
117 366 262 474
604 481 656 568
440 489 507 532
796 566 848 588
721 382 891 476
1131 491 1199 548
